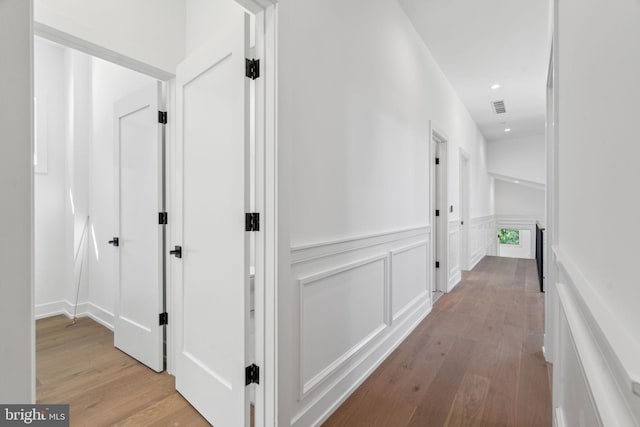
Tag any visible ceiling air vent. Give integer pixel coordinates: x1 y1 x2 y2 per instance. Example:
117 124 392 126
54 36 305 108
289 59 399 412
492 100 507 114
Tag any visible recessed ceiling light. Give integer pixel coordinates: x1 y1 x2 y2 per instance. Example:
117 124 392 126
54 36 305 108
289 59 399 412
515 180 520 184
504 128 511 132
491 83 501 90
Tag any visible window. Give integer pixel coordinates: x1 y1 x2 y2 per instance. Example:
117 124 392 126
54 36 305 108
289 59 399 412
499 228 520 245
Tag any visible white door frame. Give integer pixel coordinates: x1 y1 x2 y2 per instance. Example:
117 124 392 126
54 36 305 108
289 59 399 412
430 122 449 301
459 148 471 271
31 2 279 425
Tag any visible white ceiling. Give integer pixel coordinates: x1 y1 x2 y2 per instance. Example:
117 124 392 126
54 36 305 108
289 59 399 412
399 0 549 142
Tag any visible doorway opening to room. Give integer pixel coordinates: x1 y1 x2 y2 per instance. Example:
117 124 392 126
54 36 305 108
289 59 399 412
431 126 448 303
459 149 471 271
33 34 180 418
32 4 274 424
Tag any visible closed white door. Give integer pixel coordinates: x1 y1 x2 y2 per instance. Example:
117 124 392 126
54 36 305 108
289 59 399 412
173 10 252 427
114 82 164 372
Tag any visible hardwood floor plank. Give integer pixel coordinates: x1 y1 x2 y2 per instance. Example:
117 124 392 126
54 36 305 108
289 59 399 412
516 351 552 427
323 256 551 427
36 315 209 426
444 373 490 427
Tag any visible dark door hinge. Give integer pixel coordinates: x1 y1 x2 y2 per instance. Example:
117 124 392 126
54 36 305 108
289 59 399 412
245 58 260 80
245 213 260 232
159 212 168 225
435 158 440 165
158 111 167 124
435 210 440 217
245 364 260 385
436 261 440 269
159 312 168 326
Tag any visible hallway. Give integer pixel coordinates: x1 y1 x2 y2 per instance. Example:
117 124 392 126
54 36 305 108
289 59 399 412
324 256 551 427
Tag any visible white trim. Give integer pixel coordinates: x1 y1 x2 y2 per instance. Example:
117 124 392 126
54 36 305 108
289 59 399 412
468 215 496 269
390 240 430 322
300 325 387 399
35 300 69 320
557 281 637 425
291 298 431 426
458 148 470 271
448 271 462 292
554 407 565 427
298 254 390 399
431 122 449 300
35 300 114 330
33 23 174 81
490 172 545 191
291 226 429 264
236 0 278 14
555 246 640 399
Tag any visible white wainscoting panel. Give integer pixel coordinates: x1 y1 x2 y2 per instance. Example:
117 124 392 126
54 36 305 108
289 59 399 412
469 215 497 269
553 247 640 427
299 254 389 398
448 220 461 291
390 240 429 322
290 227 433 426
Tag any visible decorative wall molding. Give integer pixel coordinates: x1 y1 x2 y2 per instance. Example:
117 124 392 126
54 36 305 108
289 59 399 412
554 247 640 425
298 254 389 398
448 222 461 291
469 215 497 269
291 225 430 265
291 298 432 427
390 240 429 322
290 227 432 425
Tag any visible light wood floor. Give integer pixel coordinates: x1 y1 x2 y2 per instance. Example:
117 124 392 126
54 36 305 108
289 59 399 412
36 315 210 426
324 256 552 427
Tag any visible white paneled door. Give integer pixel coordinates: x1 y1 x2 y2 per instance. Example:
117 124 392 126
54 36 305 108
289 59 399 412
173 10 252 427
114 82 164 372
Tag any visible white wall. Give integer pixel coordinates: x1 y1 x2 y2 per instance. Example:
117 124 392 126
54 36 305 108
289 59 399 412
494 179 544 219
33 43 94 319
185 0 241 55
69 49 93 309
33 42 156 326
0 0 34 403
34 39 71 310
89 56 157 324
275 0 494 424
34 0 185 75
550 0 640 424
488 134 545 185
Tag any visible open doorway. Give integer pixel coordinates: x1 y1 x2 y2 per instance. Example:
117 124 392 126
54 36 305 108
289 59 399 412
33 37 166 359
33 6 267 423
459 149 470 271
431 126 448 303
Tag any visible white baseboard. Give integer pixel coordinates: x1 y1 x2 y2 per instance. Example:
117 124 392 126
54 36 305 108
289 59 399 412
298 300 432 427
469 253 483 270
35 300 71 320
554 407 565 427
86 303 114 330
448 270 461 292
35 300 114 330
